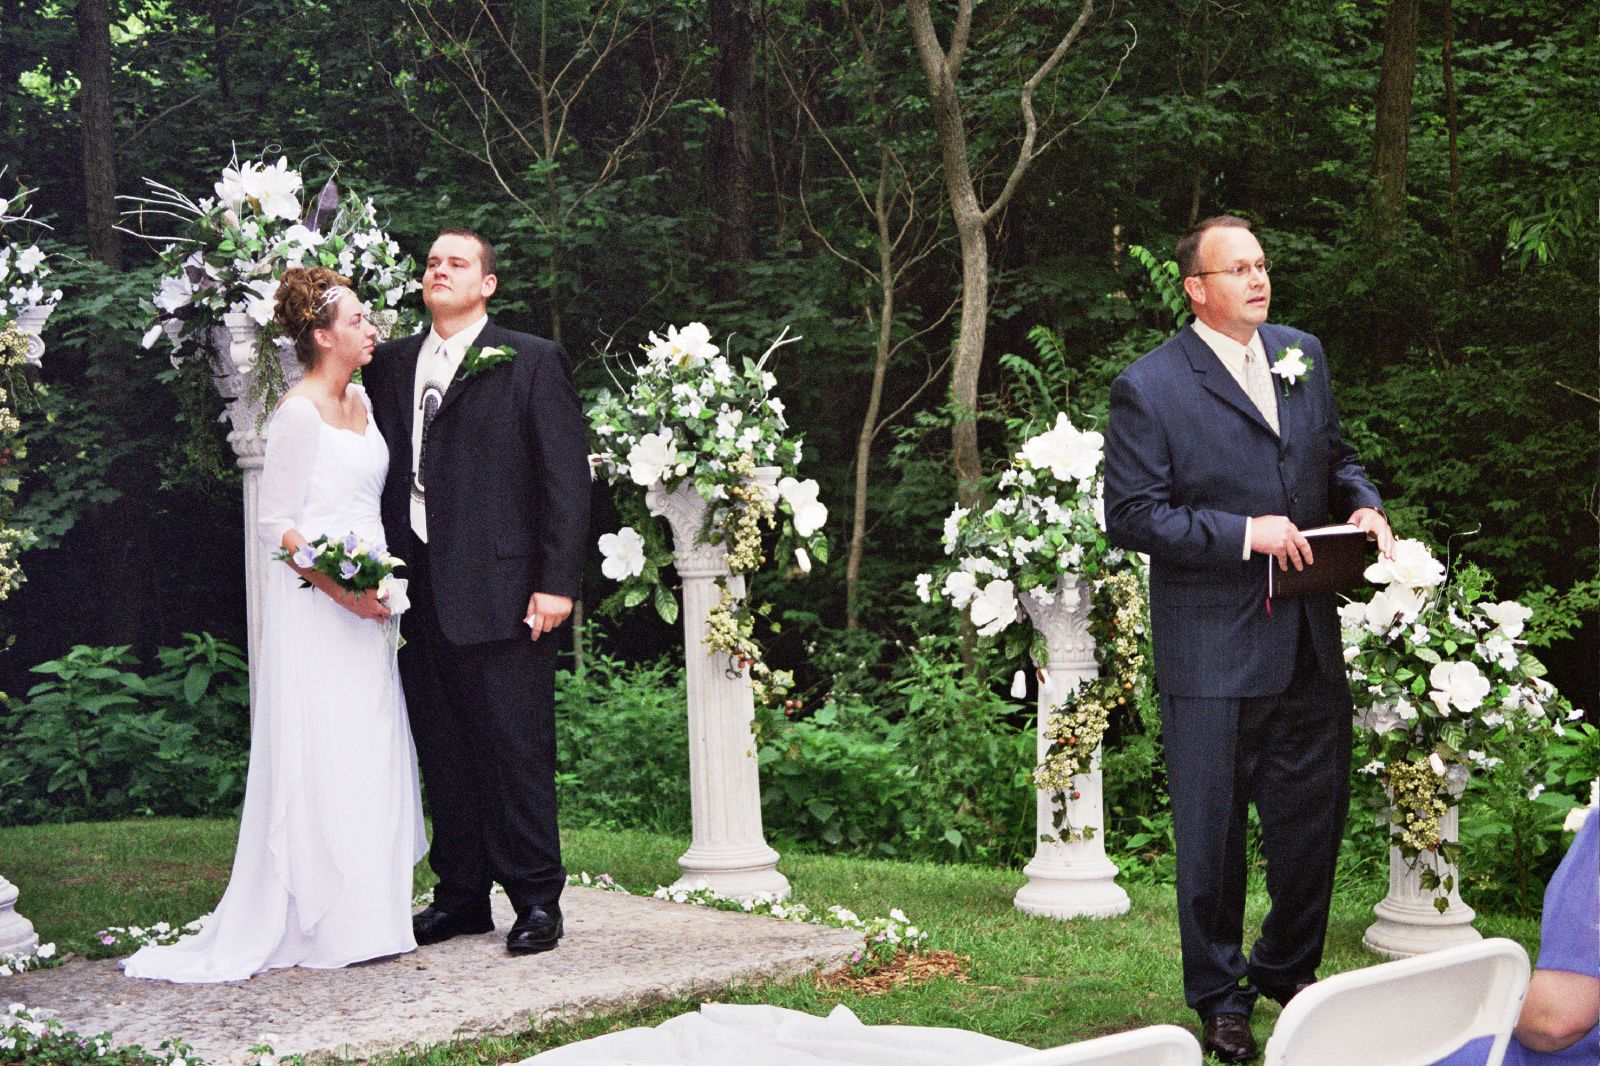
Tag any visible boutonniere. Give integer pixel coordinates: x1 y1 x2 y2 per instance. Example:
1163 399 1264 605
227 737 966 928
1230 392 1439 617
1270 342 1313 396
458 344 515 382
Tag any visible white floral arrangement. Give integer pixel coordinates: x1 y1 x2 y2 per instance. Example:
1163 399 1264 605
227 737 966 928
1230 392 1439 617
649 883 927 974
0 940 55 976
915 413 1148 842
127 152 420 411
1343 538 1581 904
93 915 210 950
916 413 1118 652
588 323 826 712
0 174 63 329
1 1003 201 1066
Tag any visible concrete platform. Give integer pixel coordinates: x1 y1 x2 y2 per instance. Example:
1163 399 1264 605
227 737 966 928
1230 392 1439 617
4 887 862 1063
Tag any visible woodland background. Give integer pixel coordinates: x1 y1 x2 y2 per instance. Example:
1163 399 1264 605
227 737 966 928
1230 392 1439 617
0 2 1594 881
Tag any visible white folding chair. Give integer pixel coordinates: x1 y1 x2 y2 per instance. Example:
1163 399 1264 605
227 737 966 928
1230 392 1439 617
1263 937 1530 1066
981 1024 1202 1066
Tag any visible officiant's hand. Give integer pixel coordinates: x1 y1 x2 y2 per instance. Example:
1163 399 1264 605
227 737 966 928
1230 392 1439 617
1251 515 1312 571
526 592 573 640
1349 507 1394 558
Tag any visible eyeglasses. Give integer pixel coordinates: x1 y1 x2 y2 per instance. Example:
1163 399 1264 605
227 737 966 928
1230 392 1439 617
1189 259 1272 279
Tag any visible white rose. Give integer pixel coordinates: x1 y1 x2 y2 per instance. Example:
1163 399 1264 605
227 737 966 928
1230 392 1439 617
244 278 280 327
626 430 677 487
280 223 323 248
777 476 827 537
1429 660 1491 715
1270 346 1308 385
1478 600 1533 640
155 273 194 313
1018 412 1103 485
941 506 969 554
214 164 249 214
241 156 303 220
598 527 647 580
969 578 1018 637
1364 538 1446 589
14 246 43 274
1361 584 1428 632
943 569 978 608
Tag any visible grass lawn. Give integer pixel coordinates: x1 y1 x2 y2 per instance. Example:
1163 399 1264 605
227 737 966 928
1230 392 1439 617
2 818 1541 1063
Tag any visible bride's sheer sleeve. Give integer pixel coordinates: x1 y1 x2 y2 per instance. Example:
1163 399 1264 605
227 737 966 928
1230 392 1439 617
257 398 322 552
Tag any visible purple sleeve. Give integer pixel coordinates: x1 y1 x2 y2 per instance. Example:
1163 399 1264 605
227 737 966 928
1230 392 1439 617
1537 812 1600 978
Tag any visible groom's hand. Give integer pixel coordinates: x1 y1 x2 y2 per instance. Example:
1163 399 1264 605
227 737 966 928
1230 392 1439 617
525 592 573 640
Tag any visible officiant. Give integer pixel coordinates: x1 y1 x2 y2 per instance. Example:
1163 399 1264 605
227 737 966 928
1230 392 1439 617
1103 215 1393 1062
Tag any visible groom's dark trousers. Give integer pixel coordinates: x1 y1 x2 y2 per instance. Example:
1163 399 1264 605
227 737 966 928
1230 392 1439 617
1105 322 1382 1019
368 320 590 923
400 533 563 918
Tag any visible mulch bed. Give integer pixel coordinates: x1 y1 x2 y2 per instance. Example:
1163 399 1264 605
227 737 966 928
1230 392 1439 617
815 949 971 996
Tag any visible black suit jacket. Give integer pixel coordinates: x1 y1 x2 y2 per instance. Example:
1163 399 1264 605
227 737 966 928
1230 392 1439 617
1103 323 1383 699
366 319 591 646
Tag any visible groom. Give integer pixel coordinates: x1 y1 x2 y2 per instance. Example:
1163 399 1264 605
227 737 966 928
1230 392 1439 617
367 228 590 955
1104 216 1392 1061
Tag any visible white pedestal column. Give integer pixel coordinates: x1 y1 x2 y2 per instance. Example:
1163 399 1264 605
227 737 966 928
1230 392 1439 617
214 315 304 727
0 875 38 955
1364 802 1479 957
1 307 51 954
646 473 789 900
15 304 53 367
1014 576 1130 919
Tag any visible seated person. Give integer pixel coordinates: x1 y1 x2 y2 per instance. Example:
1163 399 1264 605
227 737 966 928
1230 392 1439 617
1436 806 1599 1065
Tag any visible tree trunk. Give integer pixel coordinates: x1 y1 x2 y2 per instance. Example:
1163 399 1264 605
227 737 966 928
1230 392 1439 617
709 0 758 303
1370 0 1420 234
845 160 895 629
906 1 989 507
906 0 1093 508
212 0 233 101
76 0 121 268
1442 0 1463 279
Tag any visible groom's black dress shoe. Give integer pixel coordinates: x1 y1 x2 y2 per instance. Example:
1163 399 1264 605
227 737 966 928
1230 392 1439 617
413 906 494 946
506 903 563 955
1201 1012 1258 1063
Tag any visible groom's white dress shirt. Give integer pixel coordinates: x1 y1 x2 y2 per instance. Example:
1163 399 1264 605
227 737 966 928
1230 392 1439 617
410 314 488 542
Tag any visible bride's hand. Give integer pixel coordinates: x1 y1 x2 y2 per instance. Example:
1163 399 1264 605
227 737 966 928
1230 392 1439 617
338 587 393 622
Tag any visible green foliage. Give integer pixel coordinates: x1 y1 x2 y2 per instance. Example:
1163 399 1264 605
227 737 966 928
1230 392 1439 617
1125 246 1188 328
0 635 250 824
553 649 691 834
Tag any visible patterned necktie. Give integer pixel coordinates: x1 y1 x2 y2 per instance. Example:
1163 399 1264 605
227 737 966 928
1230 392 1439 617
1242 346 1280 435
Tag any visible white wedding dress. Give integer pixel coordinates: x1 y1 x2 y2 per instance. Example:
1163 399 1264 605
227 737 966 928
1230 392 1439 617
123 385 427 983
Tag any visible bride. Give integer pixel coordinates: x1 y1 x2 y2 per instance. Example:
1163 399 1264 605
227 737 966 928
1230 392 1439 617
123 267 427 982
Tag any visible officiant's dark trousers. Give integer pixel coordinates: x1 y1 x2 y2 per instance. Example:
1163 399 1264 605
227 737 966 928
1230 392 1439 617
1159 621 1352 1019
400 533 565 919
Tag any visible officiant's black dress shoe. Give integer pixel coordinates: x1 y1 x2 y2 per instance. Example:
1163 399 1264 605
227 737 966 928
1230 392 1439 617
413 905 494 946
506 903 563 955
1201 1012 1258 1063
1256 979 1314 1007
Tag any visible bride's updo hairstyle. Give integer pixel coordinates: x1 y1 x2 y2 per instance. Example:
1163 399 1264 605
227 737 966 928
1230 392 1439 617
273 266 354 368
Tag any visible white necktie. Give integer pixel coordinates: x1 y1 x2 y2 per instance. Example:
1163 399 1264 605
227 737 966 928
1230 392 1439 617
1242 346 1280 435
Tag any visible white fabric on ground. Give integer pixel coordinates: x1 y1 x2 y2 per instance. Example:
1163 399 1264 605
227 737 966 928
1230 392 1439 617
521 1003 1033 1065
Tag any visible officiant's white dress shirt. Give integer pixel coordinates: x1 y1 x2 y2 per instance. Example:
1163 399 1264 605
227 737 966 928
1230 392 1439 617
1190 317 1277 561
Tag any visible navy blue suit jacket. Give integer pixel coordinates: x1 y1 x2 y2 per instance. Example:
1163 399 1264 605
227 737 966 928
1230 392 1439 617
1104 323 1382 699
365 319 591 646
